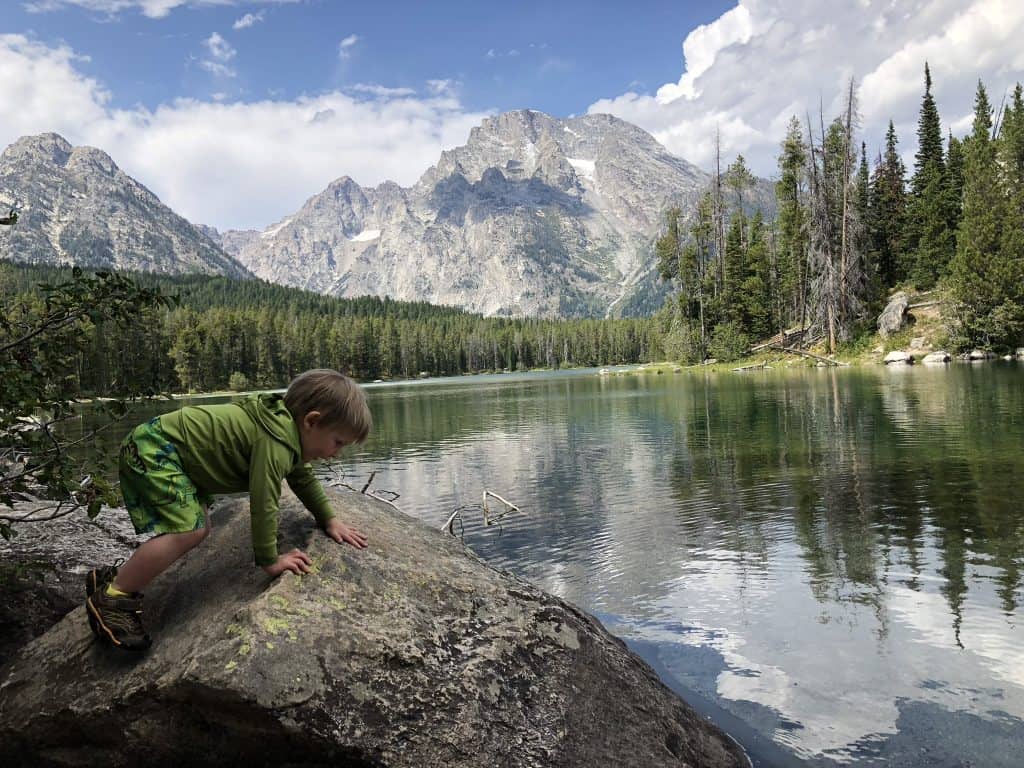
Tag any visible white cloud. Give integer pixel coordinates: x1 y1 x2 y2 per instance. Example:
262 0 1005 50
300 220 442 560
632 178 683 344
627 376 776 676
0 34 490 231
200 31 236 78
425 79 458 96
589 0 1024 176
347 83 417 98
338 34 359 59
232 11 263 30
24 0 297 20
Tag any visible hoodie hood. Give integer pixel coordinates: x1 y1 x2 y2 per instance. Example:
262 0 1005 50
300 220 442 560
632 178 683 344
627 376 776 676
237 393 302 457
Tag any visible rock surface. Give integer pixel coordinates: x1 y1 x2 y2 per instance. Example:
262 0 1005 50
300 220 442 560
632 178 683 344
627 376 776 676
0 490 748 768
883 350 913 364
921 351 951 364
877 292 909 337
0 504 150 666
0 133 250 278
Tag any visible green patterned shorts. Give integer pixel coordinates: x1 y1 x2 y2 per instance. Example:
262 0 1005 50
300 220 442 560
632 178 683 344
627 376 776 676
118 417 213 535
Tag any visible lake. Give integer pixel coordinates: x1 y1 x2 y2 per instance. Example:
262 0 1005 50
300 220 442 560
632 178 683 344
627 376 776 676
82 362 1024 766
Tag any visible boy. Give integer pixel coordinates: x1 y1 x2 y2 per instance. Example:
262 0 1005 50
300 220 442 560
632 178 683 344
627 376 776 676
85 369 371 651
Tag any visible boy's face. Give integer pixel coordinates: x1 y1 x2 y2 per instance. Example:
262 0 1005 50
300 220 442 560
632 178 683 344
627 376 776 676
299 412 358 462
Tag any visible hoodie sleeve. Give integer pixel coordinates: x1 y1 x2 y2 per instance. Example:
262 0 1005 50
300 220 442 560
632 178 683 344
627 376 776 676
248 436 289 567
286 464 335 527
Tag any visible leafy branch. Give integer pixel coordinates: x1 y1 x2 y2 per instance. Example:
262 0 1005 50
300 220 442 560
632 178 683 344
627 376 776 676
1 266 178 538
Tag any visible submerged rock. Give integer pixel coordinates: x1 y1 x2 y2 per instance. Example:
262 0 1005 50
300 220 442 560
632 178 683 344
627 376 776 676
0 491 748 768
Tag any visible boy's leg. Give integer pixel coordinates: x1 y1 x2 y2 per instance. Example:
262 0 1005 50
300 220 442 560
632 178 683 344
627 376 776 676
86 509 209 652
113 506 211 593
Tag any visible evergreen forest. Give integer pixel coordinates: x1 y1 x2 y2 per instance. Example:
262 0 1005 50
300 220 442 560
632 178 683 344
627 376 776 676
0 264 662 394
655 67 1024 361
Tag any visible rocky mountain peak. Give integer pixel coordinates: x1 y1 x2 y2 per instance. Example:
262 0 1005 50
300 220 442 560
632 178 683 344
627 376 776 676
3 132 74 166
0 132 249 278
226 110 720 318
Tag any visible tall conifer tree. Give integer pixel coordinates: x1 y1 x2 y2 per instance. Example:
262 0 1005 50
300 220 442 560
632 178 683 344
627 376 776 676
775 117 809 334
949 81 1018 348
905 63 955 287
869 121 907 288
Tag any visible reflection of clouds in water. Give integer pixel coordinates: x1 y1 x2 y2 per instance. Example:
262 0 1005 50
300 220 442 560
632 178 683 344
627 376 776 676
889 584 1024 693
335 368 1024 763
636 539 1024 759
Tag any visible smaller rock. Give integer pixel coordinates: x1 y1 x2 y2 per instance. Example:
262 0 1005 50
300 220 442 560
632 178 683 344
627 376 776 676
922 351 950 364
884 350 913 364
673 367 682 373
1016 347 1024 359
968 349 994 360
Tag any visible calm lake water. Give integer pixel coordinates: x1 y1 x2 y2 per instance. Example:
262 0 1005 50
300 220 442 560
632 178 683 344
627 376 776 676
84 363 1024 766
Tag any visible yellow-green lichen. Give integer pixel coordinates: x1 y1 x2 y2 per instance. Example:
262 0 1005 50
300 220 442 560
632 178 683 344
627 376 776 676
327 597 346 611
262 616 292 635
224 660 238 672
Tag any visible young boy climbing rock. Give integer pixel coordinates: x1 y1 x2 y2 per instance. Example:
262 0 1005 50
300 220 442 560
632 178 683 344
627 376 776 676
85 369 371 651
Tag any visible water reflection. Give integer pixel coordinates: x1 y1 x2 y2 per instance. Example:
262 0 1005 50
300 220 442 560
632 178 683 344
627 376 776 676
339 364 1024 765
73 364 1024 765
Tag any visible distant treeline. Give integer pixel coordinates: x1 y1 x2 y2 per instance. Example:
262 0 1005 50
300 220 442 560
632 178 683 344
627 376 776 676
0 264 662 393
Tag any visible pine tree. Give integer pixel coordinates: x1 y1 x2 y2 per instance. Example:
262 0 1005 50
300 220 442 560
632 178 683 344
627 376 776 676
775 116 809 334
869 121 907 288
946 132 965 226
912 63 945 192
905 63 955 287
949 80 1016 349
993 82 1024 347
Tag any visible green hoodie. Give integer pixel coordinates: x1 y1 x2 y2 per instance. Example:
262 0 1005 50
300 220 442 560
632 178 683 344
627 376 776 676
158 393 335 566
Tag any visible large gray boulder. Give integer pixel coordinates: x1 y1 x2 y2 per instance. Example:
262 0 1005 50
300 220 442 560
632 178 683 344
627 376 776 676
0 490 748 768
877 292 909 337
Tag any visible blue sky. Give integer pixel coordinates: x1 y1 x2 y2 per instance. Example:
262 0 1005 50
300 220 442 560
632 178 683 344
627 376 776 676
8 1 733 117
2 1 1023 231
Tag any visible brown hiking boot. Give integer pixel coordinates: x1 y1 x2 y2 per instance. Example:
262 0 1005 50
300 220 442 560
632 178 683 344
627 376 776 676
85 560 123 598
85 583 152 652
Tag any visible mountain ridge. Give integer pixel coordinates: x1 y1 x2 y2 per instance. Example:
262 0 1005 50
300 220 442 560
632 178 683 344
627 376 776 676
0 132 250 279
224 110 716 318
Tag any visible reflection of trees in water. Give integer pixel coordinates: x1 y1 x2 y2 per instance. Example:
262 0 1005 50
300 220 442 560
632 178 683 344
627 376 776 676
665 366 1024 643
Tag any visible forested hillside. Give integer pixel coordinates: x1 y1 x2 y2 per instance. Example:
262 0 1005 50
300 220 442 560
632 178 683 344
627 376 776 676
655 67 1024 361
0 264 661 394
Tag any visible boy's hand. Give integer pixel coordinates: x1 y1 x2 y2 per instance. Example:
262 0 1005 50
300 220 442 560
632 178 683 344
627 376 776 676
324 517 368 549
262 548 312 577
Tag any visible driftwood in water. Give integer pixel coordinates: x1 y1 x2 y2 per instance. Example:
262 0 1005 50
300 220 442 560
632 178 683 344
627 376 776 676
770 345 848 366
732 361 768 372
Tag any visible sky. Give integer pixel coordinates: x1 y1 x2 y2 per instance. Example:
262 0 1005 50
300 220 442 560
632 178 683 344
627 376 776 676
2 0 1023 231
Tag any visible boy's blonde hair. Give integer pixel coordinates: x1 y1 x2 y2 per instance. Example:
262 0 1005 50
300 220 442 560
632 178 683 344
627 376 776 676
284 369 372 443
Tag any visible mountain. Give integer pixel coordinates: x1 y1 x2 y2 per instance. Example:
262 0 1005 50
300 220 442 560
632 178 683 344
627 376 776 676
226 111 713 318
0 133 250 278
